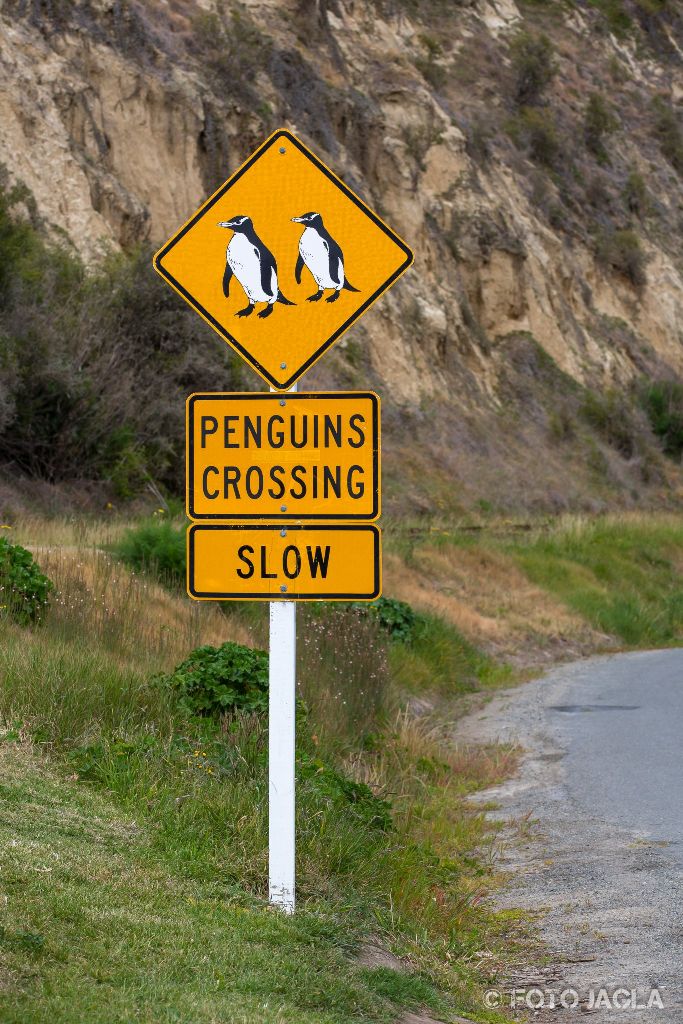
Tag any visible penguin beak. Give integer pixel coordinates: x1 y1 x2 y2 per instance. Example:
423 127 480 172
217 221 233 228
291 216 305 223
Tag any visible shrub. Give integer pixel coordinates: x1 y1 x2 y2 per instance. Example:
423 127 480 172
623 169 648 215
0 537 52 626
640 379 683 458
509 31 556 106
584 92 617 159
351 596 418 643
464 117 493 164
651 96 683 176
298 752 392 830
113 520 186 585
580 388 643 457
0 184 242 491
160 641 269 716
587 0 633 36
508 107 560 167
414 34 446 89
595 227 647 286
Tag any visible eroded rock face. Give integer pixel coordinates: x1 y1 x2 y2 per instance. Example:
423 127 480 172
1 0 683 509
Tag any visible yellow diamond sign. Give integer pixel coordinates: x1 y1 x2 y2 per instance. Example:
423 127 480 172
153 129 413 390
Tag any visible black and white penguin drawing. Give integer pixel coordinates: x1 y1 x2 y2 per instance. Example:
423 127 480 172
217 216 295 319
291 213 360 303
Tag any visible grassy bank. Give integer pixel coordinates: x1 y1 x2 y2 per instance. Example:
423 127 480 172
0 524 520 1024
504 515 683 647
2 511 680 1022
384 513 683 667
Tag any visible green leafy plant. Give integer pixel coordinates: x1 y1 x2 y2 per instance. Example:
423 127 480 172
640 379 683 458
623 169 648 215
298 751 392 830
651 96 683 176
584 92 618 159
160 641 269 716
507 107 560 167
351 596 418 642
509 31 556 106
0 537 52 626
113 520 186 585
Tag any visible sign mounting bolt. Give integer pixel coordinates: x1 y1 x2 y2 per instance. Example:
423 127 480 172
279 399 286 406
280 362 287 369
280 529 287 537
280 584 288 592
280 505 287 512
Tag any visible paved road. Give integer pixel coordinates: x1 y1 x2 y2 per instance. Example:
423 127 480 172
558 651 683 861
456 651 683 1022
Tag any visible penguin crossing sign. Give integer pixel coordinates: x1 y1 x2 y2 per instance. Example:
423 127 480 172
187 391 380 522
156 129 412 915
153 129 413 391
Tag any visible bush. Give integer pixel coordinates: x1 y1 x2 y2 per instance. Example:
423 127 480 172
587 0 633 36
509 31 556 106
0 184 242 491
508 107 560 167
651 96 683 176
623 169 648 215
160 641 269 716
0 537 52 626
584 92 617 159
640 379 683 458
351 596 418 642
595 227 647 286
113 520 186 585
298 752 392 830
580 388 643 457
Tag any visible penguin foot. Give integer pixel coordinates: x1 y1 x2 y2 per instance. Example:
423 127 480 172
236 304 255 318
326 291 341 303
258 305 274 319
307 291 324 303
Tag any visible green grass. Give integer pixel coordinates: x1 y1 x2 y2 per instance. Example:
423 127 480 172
504 516 683 647
112 518 186 586
0 742 446 1024
0 537 516 1023
390 613 513 694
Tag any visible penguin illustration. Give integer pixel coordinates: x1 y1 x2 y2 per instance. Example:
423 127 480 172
217 216 295 319
291 212 360 303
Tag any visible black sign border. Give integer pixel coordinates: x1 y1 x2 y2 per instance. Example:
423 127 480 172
187 523 381 601
153 129 413 391
187 391 380 521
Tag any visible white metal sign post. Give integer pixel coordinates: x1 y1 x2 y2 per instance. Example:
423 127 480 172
268 598 296 912
269 382 297 913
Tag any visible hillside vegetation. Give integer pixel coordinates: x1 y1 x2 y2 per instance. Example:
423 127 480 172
2 0 683 513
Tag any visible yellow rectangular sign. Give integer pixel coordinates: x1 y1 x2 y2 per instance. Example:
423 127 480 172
187 524 381 601
187 392 380 521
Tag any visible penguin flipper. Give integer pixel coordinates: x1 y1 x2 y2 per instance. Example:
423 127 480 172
259 249 278 299
295 253 304 285
222 263 233 298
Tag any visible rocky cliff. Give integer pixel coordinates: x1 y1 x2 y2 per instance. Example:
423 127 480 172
2 0 683 513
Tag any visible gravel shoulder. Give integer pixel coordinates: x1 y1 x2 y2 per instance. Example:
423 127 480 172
455 652 683 1022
